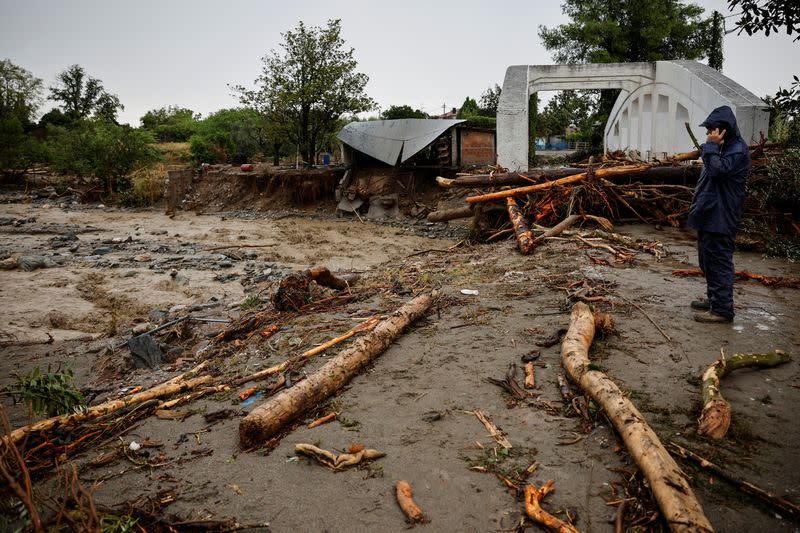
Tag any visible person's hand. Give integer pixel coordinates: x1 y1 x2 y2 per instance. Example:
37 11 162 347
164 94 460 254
706 127 726 145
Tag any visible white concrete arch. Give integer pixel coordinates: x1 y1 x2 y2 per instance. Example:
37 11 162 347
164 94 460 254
497 60 769 171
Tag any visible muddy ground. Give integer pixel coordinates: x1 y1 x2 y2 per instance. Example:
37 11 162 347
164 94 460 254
1 191 799 532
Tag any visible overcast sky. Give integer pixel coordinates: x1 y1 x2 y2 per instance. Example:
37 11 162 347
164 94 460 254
1 0 798 126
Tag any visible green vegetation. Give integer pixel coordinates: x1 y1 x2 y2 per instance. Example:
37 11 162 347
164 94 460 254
189 107 264 164
0 59 44 173
233 19 374 166
140 105 200 142
1 364 85 417
48 64 123 124
381 105 428 119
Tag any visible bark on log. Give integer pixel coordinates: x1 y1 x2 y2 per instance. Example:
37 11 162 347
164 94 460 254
506 197 536 254
698 350 790 439
561 302 713 532
466 164 651 204
4 375 213 446
239 292 436 447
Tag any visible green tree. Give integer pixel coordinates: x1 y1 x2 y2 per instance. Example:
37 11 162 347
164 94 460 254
49 64 124 123
539 0 708 64
382 105 428 119
233 19 374 166
45 121 158 192
536 90 596 139
456 97 480 119
707 11 724 71
140 105 200 142
0 59 43 171
479 84 502 116
189 108 264 164
728 0 799 40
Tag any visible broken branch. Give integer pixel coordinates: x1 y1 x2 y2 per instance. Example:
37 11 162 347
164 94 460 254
698 349 790 439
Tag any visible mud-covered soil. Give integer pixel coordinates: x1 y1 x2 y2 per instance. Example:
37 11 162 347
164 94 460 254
1 195 799 532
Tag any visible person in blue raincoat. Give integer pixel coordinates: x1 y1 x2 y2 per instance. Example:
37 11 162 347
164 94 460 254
686 105 751 323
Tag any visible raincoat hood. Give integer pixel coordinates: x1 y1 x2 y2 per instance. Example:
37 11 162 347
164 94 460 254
699 106 742 140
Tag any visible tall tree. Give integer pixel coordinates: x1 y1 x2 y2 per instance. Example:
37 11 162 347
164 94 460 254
0 59 43 171
479 84 502 116
456 97 480 119
49 64 123 123
233 19 374 166
707 11 724 71
538 0 708 64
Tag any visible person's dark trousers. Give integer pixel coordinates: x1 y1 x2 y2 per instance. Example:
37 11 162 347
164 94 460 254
697 230 736 318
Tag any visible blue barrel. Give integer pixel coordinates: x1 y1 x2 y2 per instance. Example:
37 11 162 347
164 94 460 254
322 153 331 165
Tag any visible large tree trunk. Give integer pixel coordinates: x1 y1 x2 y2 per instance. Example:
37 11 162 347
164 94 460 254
561 302 713 533
239 291 436 447
466 164 651 204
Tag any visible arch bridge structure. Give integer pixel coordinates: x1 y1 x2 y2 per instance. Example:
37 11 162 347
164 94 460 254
497 60 769 171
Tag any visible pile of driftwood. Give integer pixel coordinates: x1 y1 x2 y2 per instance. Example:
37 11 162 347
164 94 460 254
429 142 782 255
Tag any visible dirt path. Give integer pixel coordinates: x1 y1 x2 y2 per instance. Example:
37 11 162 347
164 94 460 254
2 201 799 532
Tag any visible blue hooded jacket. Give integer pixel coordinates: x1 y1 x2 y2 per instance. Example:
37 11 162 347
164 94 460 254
686 106 751 236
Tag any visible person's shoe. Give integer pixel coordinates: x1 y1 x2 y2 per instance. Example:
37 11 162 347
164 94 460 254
693 311 733 323
690 299 710 310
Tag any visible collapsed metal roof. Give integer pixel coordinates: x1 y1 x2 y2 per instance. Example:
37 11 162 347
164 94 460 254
337 119 465 166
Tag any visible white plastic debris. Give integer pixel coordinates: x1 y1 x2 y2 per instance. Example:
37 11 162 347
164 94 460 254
129 441 141 451
460 289 479 296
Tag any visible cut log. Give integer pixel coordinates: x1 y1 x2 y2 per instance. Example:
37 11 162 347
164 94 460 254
524 481 584 533
506 197 536 254
698 350 790 439
438 168 585 188
4 375 213 446
524 362 536 389
239 292 435 447
561 302 713 533
465 164 651 204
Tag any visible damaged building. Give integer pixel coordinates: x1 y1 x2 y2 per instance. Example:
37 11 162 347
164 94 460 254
336 119 496 218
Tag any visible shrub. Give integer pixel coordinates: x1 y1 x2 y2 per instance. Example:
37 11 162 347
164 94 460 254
45 120 160 193
120 164 166 207
189 108 263 164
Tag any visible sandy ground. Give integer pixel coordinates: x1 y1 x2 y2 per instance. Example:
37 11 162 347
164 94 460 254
2 199 800 532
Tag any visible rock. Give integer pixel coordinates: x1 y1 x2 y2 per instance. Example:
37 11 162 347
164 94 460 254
134 254 151 262
218 260 233 268
0 257 18 270
18 255 57 271
123 270 138 278
168 304 187 314
148 309 167 323
127 333 163 369
93 247 113 255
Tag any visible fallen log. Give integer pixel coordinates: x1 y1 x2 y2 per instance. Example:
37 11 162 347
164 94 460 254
523 480 583 533
437 167 585 188
396 480 428 524
698 350 790 439
506 197 536 254
667 441 800 519
272 266 351 311
239 292 435 447
4 374 213 446
465 164 651 204
524 362 535 389
561 302 713 532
